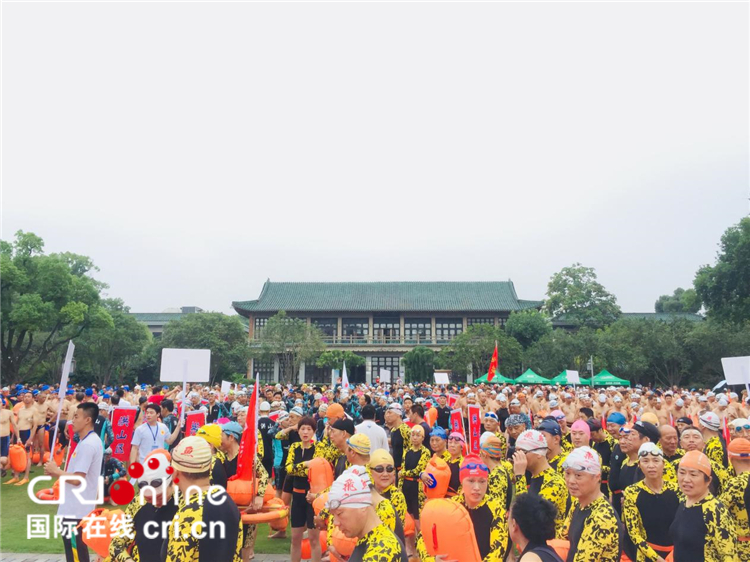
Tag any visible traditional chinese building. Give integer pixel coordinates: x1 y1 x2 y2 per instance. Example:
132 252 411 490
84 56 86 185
232 280 543 385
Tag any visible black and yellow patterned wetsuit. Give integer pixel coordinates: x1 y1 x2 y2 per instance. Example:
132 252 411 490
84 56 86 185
210 449 228 488
163 487 242 562
348 522 404 562
313 434 340 467
548 452 564 473
486 462 512 515
446 455 463 497
705 435 728 469
621 480 681 562
399 445 430 518
669 493 737 562
719 471 750 560
562 495 621 562
514 466 570 538
285 441 319 528
390 423 411 473
593 433 615 494
380 484 407 523
109 495 179 562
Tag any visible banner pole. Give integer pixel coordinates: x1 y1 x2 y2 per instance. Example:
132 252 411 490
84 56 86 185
50 342 75 457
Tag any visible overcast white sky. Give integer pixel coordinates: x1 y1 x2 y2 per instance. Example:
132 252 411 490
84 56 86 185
3 1 748 315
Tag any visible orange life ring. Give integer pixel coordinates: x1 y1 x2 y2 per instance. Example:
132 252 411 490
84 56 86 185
36 488 56 501
307 457 334 494
421 498 482 562
266 497 289 531
240 504 290 525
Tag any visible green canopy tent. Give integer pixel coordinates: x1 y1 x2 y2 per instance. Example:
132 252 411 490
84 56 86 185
592 369 631 387
550 370 591 386
474 372 513 384
514 369 551 385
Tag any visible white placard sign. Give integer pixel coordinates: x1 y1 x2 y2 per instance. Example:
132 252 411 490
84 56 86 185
566 370 581 384
434 371 451 385
160 348 211 382
379 369 391 383
221 380 232 395
722 356 750 385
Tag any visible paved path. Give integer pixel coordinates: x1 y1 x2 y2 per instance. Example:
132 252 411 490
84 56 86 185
0 552 289 562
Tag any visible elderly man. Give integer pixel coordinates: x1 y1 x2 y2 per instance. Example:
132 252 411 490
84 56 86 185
660 424 685 464
562 446 621 562
327 467 404 560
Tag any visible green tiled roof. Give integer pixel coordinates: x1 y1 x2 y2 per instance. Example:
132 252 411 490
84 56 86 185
233 281 543 315
131 313 185 323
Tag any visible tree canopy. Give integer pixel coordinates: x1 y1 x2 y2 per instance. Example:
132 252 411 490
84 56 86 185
402 346 437 383
439 324 523 379
1 231 113 382
654 287 700 313
316 350 365 371
544 263 621 329
695 217 750 324
505 310 552 349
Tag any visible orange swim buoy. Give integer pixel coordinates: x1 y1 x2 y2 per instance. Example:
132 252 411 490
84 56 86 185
312 492 328 515
547 539 570 560
78 508 125 558
53 445 65 466
329 526 357 559
421 498 483 562
403 513 415 537
423 456 451 499
227 478 257 508
301 530 327 559
9 444 27 472
307 457 334 494
266 498 289 531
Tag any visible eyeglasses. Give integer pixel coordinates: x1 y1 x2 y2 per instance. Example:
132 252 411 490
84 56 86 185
460 463 489 473
520 447 548 455
138 478 165 489
638 451 663 459
735 425 750 431
619 428 633 435
448 437 465 443
371 465 395 474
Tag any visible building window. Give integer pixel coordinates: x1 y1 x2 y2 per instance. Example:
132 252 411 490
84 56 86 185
435 319 463 343
404 319 432 344
371 356 401 381
373 317 400 344
342 319 369 344
305 363 331 384
467 317 495 327
312 318 337 342
254 359 274 384
254 317 268 338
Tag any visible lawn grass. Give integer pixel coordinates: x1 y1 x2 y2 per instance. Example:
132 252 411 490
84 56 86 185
1 466 291 555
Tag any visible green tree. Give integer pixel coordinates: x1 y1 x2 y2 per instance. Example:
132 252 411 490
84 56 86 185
316 350 365 371
505 310 552 349
654 287 701 313
160 312 250 384
439 324 522 379
695 217 750 324
684 319 750 387
0 231 113 383
73 299 152 386
250 311 325 384
544 263 621 329
402 346 437 383
524 328 600 377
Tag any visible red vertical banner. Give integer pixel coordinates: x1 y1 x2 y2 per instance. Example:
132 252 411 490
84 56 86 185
234 380 259 481
185 411 206 436
449 409 465 436
110 407 138 463
447 394 459 408
468 404 481 454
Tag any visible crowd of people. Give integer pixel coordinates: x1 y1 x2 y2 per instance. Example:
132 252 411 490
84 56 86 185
2 378 750 562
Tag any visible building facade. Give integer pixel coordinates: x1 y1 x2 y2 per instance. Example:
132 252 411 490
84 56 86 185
131 306 204 337
232 281 542 385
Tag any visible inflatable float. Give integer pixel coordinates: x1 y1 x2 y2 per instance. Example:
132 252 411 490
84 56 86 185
421 498 483 562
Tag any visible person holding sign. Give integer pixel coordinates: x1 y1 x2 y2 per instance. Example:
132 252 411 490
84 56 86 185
130 404 181 466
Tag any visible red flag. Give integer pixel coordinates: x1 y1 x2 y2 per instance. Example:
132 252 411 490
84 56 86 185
449 409 467 455
487 342 498 382
185 411 206 436
723 416 732 444
233 380 259 481
109 407 138 463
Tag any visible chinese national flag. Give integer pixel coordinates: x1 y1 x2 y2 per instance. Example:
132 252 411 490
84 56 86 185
487 342 499 382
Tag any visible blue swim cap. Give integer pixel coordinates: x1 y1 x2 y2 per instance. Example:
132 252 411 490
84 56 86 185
85 388 93 396
430 426 447 439
607 412 627 426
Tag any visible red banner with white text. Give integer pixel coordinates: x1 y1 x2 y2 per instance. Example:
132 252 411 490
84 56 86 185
185 411 206 437
468 404 481 454
110 407 138 463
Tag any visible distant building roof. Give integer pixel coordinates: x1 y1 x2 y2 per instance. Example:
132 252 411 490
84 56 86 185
233 280 543 315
